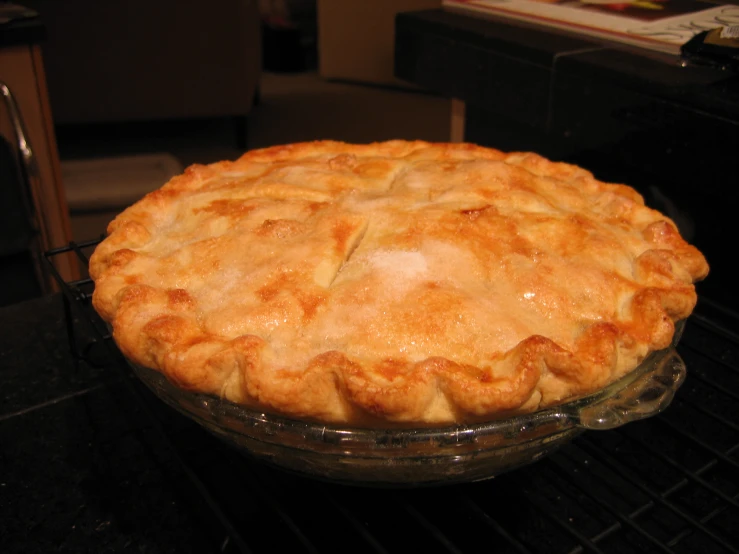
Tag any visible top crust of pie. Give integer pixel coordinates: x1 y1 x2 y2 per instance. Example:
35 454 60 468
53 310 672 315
90 141 708 426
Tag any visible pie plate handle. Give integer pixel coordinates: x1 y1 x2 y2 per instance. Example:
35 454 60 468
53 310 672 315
572 349 686 431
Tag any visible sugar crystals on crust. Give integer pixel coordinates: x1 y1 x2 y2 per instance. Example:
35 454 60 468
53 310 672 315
90 141 708 425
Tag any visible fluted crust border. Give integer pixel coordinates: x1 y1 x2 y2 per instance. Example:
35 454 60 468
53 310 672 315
90 141 708 425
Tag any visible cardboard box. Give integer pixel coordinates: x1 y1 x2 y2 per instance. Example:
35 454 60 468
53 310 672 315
318 0 441 88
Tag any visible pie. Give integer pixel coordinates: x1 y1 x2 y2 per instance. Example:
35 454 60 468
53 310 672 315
90 141 708 426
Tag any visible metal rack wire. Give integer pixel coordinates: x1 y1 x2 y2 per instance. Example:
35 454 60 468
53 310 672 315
46 240 739 554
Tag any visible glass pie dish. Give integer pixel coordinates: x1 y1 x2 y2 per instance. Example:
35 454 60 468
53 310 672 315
129 325 686 487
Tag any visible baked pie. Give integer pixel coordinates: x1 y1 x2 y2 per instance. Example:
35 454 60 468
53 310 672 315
90 141 708 426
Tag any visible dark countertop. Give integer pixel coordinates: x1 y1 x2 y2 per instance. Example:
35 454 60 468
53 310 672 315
0 295 218 553
2 290 739 552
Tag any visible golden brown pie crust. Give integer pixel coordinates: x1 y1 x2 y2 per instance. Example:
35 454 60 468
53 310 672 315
90 141 708 425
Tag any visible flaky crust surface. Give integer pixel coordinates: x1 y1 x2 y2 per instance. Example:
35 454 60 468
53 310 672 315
90 141 708 425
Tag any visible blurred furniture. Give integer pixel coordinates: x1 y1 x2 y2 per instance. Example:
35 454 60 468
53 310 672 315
24 0 262 124
319 0 440 88
0 13 77 301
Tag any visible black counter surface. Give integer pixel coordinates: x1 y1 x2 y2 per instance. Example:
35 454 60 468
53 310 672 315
2 290 739 553
0 295 218 552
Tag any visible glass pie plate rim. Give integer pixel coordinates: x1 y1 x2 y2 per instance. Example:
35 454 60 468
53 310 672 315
128 322 686 486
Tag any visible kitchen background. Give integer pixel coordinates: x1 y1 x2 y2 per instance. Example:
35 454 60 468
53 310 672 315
0 0 447 306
